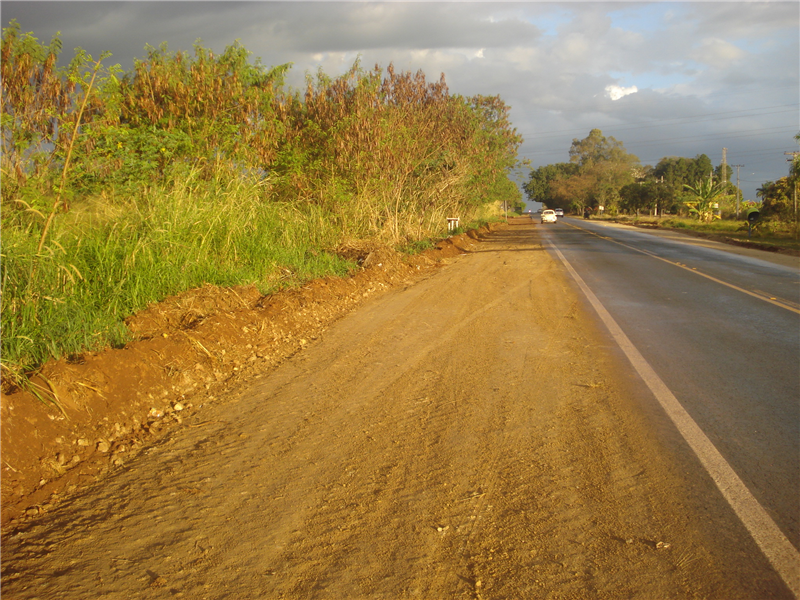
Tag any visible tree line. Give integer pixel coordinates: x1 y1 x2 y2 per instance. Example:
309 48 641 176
525 128 799 221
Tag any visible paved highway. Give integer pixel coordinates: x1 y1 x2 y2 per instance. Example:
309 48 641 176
541 217 800 591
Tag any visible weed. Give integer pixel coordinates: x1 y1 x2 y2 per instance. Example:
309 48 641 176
399 240 435 255
1 26 524 384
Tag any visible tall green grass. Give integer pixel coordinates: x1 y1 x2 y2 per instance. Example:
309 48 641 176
1 25 524 385
1 170 355 381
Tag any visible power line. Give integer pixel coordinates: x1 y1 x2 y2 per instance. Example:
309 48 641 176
524 140 795 162
516 104 798 139
519 104 796 138
621 127 791 150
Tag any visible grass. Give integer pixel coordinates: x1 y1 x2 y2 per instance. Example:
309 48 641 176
398 240 435 255
610 215 800 254
2 169 505 387
2 34 525 388
1 171 357 383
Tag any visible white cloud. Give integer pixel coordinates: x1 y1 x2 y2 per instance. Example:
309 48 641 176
555 32 592 64
605 84 639 101
689 38 747 69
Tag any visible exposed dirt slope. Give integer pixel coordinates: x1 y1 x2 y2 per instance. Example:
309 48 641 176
0 226 494 530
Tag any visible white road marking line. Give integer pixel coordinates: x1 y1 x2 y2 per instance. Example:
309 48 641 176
565 221 800 315
548 241 800 599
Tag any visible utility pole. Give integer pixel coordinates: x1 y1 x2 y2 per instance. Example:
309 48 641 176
721 147 728 186
732 164 744 218
785 151 799 224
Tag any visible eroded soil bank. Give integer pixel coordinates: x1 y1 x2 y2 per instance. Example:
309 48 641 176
1 227 492 530
1 220 791 599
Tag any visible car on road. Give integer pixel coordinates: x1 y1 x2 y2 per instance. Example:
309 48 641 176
541 209 557 224
554 208 564 217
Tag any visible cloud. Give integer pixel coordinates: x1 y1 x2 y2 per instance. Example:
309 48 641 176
684 2 800 40
605 85 638 101
690 38 747 69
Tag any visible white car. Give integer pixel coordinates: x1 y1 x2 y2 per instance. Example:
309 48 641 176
541 209 557 224
554 208 564 217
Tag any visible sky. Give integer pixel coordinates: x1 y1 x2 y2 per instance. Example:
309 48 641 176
2 1 798 203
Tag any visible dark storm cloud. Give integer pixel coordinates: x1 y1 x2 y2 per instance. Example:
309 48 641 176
3 2 541 63
249 3 541 53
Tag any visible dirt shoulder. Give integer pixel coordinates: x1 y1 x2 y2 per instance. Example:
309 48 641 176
2 219 789 599
0 225 497 531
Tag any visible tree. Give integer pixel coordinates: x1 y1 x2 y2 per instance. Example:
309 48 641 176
523 162 578 209
523 129 643 215
714 163 734 189
651 154 715 213
1 21 74 193
756 134 799 222
564 129 640 213
619 182 650 214
619 179 672 215
549 171 596 213
788 133 799 223
684 177 726 222
568 128 636 169
792 132 800 179
758 178 793 220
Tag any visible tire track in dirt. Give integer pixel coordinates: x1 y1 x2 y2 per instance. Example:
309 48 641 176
1 222 792 599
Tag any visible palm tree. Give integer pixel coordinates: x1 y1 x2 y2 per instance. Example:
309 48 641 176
756 182 771 202
684 177 726 222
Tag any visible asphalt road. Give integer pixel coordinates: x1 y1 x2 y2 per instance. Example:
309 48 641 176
540 217 800 561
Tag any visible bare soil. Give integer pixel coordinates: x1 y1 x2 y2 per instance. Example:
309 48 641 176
1 228 485 530
1 220 789 599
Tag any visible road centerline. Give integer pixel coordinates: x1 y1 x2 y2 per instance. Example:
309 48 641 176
563 221 800 314
546 238 800 599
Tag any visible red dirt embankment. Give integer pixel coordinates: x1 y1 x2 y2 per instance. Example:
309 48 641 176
0 224 500 530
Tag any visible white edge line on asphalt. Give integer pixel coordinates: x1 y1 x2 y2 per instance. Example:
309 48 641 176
548 241 800 599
